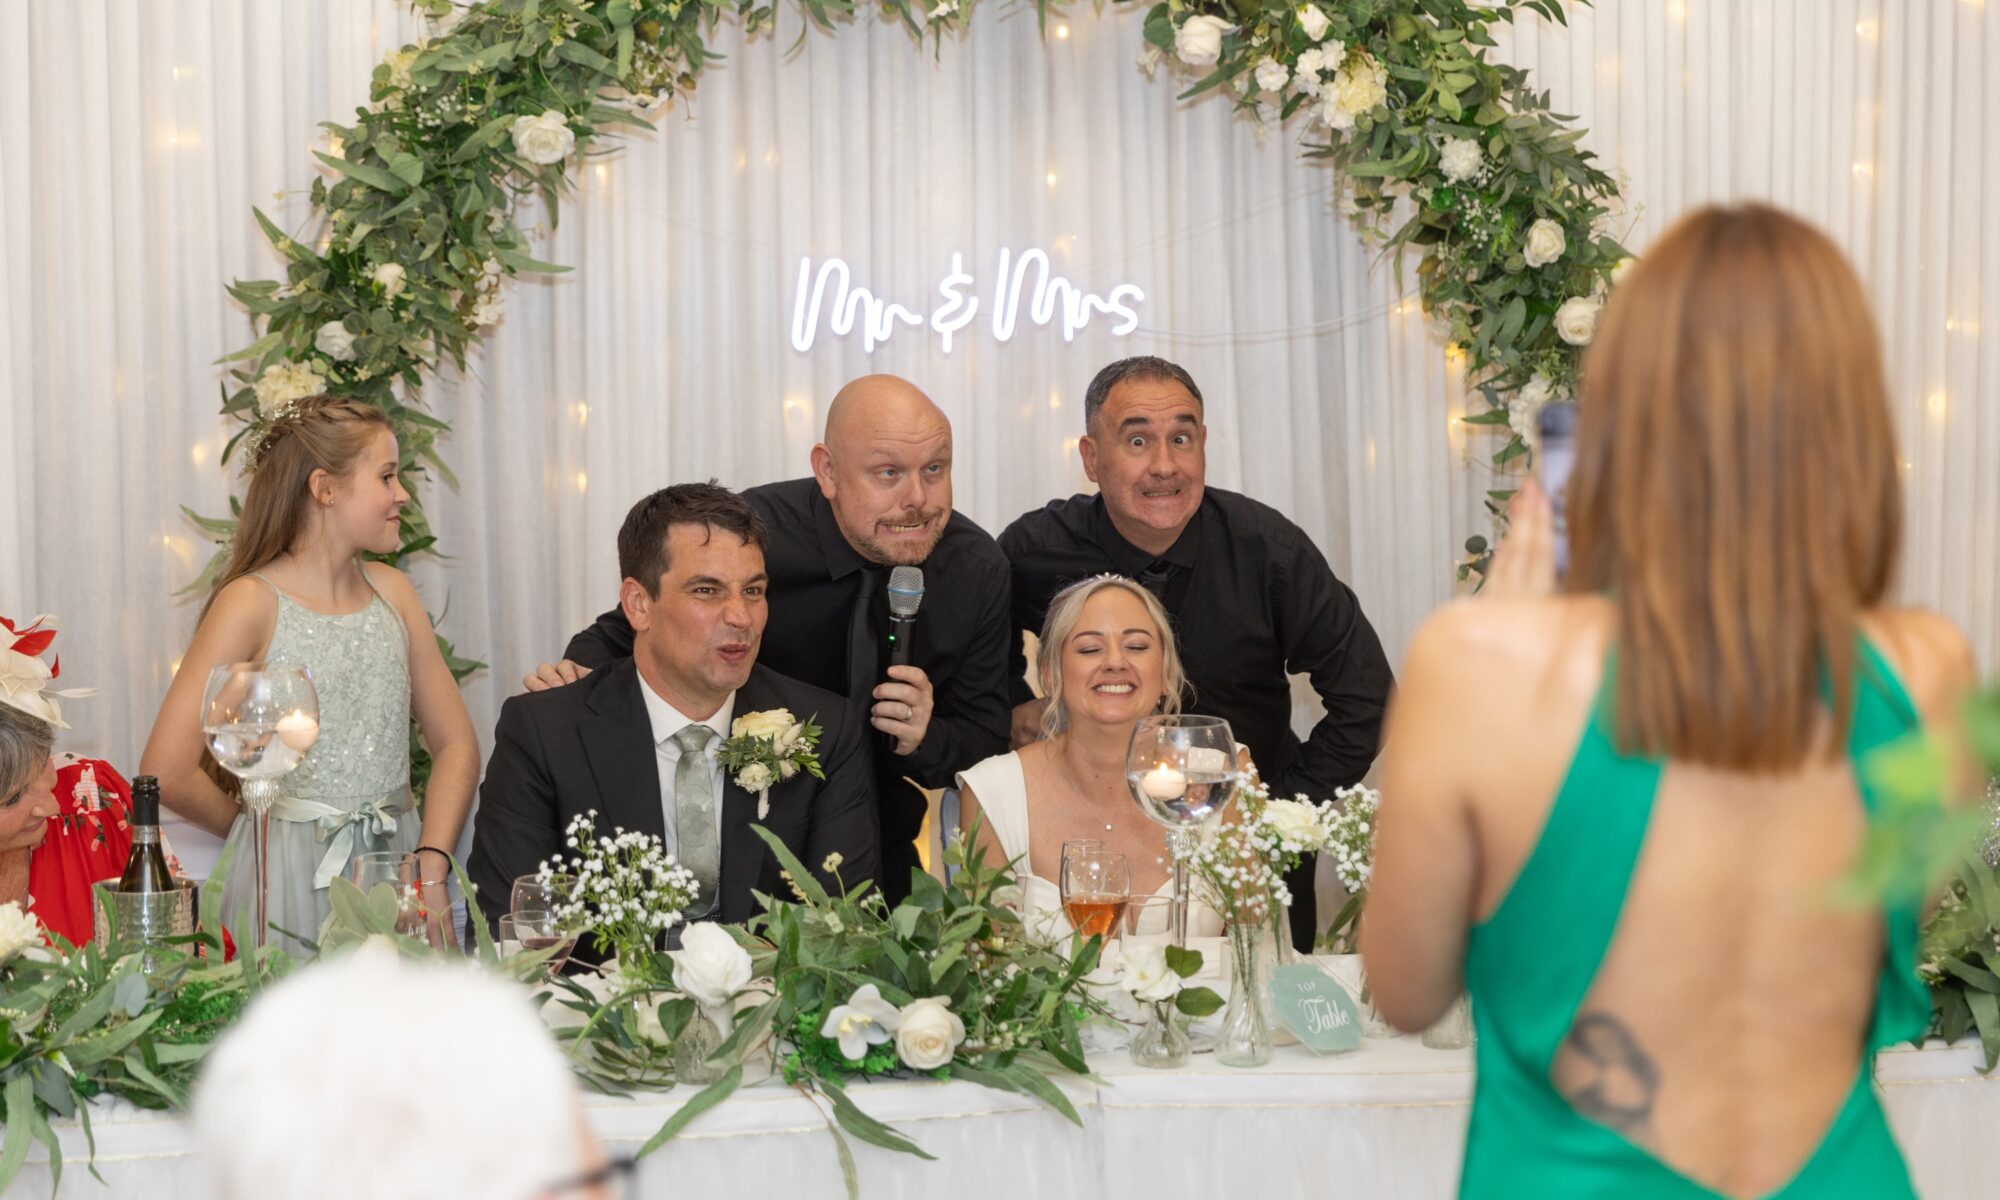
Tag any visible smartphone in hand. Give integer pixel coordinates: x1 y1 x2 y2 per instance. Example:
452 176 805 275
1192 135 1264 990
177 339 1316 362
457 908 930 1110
1536 400 1579 581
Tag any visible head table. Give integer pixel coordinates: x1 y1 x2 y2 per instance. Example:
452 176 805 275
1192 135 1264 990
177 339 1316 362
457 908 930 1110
15 1034 1996 1197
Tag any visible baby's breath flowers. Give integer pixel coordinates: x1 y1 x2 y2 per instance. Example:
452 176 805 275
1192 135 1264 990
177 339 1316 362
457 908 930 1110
536 810 698 964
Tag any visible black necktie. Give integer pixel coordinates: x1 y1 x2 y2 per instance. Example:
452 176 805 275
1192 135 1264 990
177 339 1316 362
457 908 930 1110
1136 561 1176 605
845 568 883 702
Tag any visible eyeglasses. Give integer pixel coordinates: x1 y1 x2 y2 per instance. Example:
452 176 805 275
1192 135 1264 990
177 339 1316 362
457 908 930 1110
540 1153 637 1198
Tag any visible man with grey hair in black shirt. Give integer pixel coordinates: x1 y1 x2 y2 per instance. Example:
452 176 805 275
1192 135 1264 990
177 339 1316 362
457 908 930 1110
998 355 1393 951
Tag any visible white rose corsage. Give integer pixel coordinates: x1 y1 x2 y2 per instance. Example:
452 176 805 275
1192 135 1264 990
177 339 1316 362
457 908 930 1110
718 708 824 819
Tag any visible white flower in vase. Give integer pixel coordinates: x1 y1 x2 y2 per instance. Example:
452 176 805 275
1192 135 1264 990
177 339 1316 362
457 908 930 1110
670 922 754 1009
1119 943 1184 1003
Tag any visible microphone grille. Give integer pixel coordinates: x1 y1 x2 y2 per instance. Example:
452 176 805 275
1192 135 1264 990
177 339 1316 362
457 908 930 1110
887 566 925 616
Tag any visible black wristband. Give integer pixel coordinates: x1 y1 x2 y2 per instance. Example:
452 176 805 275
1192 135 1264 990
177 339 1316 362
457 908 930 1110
415 845 455 863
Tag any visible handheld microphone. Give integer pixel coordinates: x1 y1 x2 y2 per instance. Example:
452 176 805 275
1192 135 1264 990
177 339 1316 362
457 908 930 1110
886 566 924 669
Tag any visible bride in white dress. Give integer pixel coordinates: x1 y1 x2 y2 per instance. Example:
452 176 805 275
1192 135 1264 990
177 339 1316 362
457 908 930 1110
957 574 1224 941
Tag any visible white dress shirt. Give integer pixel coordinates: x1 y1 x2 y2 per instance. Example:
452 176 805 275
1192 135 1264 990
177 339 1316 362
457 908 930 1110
636 673 736 858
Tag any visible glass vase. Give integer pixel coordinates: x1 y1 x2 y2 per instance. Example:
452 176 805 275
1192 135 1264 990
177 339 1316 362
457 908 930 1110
674 1004 729 1085
1263 905 1299 1048
1421 994 1475 1050
1216 921 1273 1068
1129 999 1190 1068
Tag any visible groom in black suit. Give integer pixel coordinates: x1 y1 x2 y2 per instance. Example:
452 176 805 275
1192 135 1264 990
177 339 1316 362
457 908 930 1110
468 483 879 951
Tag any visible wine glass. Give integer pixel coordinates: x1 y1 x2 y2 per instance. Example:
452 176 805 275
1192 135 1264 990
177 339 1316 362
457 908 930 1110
500 908 576 978
350 852 424 938
1125 714 1239 949
1060 849 1129 944
512 872 576 916
202 662 319 949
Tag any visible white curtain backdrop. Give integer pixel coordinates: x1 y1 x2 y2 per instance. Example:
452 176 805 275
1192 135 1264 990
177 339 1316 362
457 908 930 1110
3 1 1995 868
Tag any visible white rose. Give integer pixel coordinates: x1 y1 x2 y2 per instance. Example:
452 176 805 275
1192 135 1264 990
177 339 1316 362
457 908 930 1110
732 709 797 742
1297 4 1332 42
509 110 576 166
251 360 326 418
671 922 754 1007
736 762 773 793
1174 15 1234 66
0 902 41 965
1119 943 1183 1003
385 48 419 91
895 996 967 1070
314 321 358 362
1260 798 1324 846
1332 52 1389 119
1438 137 1484 185
1555 295 1602 345
1522 218 1567 268
371 261 407 299
1254 58 1290 95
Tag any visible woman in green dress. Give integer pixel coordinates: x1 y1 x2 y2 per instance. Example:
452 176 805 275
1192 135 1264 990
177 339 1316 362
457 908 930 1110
1361 204 1976 1199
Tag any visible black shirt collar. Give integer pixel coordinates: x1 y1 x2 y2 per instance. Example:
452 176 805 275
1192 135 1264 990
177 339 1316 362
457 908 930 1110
1087 493 1203 575
810 488 875 580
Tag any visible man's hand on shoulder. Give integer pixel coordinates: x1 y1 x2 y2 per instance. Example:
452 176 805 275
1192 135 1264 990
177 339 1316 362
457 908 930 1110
522 659 592 693
1009 697 1049 749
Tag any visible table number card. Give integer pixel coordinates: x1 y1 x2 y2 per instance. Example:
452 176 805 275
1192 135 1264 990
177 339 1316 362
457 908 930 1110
1269 962 1363 1054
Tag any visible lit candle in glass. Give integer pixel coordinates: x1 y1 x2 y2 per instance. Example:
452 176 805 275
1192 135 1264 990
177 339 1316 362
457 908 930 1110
1141 762 1187 801
276 709 320 755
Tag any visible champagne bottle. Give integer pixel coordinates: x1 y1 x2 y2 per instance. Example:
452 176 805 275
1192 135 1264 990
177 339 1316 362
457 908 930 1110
118 775 175 894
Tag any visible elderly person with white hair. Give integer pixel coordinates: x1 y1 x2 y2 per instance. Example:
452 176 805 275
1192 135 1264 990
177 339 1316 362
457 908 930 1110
956 574 1224 940
196 950 625 1200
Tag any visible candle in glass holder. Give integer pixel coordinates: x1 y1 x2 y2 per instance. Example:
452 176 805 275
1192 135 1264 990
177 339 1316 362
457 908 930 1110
276 709 320 754
1141 762 1187 801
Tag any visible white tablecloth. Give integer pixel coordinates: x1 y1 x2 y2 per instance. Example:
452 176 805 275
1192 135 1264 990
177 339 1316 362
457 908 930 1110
19 1038 2000 1197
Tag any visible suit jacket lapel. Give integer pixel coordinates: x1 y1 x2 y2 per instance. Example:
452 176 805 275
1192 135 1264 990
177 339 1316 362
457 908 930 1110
578 659 668 846
717 668 777 915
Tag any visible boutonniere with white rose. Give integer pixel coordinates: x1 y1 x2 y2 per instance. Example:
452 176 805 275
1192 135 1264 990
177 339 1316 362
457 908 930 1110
719 708 824 819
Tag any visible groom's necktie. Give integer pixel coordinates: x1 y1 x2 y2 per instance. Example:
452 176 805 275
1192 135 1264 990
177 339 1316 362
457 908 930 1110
1136 561 1178 605
672 724 720 918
